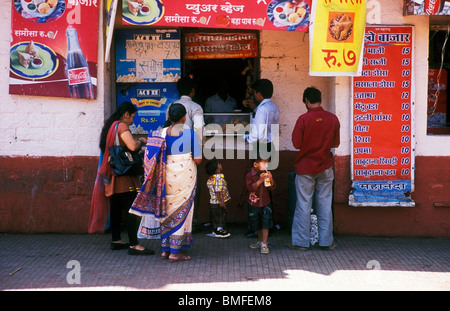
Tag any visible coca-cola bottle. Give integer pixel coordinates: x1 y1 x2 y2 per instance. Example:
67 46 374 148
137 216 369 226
66 26 94 99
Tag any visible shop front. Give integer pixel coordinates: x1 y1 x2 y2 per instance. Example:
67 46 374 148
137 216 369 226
1 0 450 236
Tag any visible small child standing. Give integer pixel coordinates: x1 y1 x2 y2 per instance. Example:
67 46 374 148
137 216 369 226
246 156 276 254
206 159 231 238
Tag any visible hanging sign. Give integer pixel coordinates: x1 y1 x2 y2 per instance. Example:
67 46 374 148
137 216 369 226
309 0 366 76
184 32 258 60
122 0 311 32
350 25 415 207
9 0 99 99
115 29 181 83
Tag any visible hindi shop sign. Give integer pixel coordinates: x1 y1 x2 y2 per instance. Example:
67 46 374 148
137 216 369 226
184 32 258 60
350 25 415 207
122 0 311 32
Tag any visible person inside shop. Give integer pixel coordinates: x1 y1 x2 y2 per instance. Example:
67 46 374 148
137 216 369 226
205 77 237 113
89 101 154 256
290 86 340 251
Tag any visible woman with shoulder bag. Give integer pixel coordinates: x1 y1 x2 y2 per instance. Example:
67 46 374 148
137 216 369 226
90 101 154 255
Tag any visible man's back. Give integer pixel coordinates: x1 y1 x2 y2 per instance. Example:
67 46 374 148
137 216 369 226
292 107 340 175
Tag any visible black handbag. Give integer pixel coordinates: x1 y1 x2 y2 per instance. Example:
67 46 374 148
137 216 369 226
108 123 144 176
108 146 144 176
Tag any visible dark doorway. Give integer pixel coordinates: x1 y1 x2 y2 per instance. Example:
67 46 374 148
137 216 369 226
186 58 258 111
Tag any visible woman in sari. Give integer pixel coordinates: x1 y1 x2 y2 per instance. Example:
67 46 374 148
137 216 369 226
162 103 202 262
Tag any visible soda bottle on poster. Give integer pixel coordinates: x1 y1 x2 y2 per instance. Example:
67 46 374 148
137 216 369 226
65 27 94 99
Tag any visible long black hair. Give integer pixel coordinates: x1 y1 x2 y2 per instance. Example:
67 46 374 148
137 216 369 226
99 102 137 152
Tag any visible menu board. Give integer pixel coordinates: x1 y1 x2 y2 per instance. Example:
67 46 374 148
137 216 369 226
122 0 311 32
9 0 99 99
115 29 181 83
350 25 415 207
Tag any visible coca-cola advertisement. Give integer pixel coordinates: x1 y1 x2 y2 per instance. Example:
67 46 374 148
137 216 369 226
404 0 450 15
9 0 99 99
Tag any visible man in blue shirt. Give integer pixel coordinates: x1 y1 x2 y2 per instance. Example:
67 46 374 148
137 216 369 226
245 79 280 169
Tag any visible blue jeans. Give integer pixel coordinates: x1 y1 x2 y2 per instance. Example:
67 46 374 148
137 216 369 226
292 167 334 247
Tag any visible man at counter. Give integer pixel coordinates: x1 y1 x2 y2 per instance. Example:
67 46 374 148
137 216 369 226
171 77 205 144
205 77 237 113
244 79 280 169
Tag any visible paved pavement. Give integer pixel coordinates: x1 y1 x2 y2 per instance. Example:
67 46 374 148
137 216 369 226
1 225 449 291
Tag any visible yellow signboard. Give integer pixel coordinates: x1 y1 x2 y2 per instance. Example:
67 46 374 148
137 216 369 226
310 0 366 76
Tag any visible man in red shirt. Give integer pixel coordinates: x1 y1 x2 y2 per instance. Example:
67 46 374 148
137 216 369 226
290 87 340 250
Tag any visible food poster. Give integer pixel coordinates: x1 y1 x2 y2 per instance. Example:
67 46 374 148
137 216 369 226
122 0 311 32
309 0 366 76
115 29 181 83
116 83 178 135
350 25 415 207
9 0 99 99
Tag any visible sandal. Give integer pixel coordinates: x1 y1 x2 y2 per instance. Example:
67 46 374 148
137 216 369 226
168 254 191 263
160 251 170 259
110 242 130 250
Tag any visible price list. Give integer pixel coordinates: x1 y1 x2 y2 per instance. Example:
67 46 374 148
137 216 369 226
350 25 415 206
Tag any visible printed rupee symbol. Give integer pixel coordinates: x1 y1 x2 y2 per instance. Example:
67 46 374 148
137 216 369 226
321 49 357 68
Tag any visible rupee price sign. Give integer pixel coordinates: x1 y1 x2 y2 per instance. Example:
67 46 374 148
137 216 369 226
350 25 415 207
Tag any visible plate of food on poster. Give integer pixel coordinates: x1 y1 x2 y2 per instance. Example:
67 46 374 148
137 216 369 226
122 0 164 25
14 0 66 23
10 41 59 79
267 0 309 31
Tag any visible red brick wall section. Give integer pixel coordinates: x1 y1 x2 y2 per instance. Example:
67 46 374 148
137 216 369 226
1 154 449 236
332 155 450 237
0 156 98 233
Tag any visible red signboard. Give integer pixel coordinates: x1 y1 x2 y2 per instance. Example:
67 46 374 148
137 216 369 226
184 32 258 60
9 0 99 99
351 25 414 206
122 0 312 32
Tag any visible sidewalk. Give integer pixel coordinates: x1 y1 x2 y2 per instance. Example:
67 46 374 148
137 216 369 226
1 226 449 291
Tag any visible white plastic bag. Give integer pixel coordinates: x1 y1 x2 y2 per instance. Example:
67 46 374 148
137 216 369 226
137 215 161 239
310 213 319 245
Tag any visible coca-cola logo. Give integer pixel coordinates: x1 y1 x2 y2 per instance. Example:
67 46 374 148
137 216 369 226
425 0 441 15
68 67 90 85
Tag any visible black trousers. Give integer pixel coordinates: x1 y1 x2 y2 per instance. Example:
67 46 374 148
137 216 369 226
209 203 227 229
110 191 141 246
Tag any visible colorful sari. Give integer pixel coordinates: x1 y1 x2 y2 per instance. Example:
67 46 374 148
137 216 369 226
161 153 197 253
88 121 120 233
130 128 197 253
129 128 167 218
